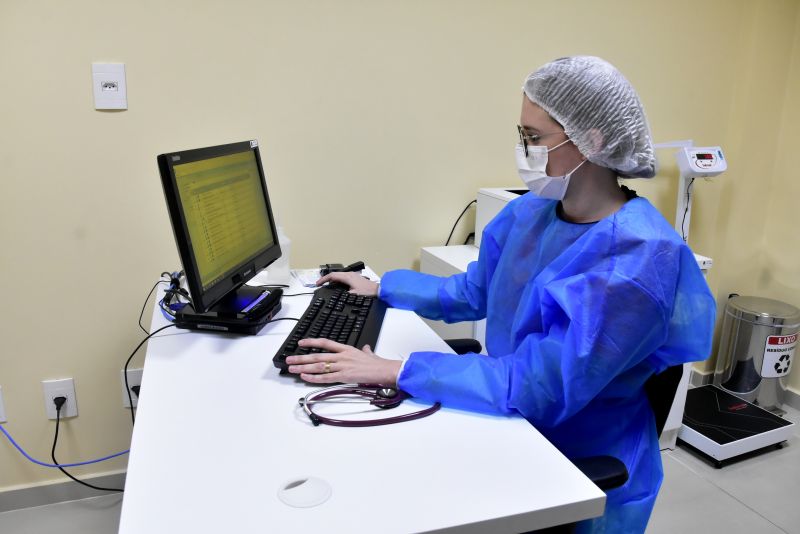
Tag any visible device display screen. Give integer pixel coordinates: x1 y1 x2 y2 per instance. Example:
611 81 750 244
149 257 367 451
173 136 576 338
173 151 274 290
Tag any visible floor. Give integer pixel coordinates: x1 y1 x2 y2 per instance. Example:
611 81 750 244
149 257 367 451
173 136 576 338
648 404 800 534
1 406 797 533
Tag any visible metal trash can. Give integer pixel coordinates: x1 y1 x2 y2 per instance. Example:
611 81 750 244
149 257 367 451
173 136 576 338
713 295 800 413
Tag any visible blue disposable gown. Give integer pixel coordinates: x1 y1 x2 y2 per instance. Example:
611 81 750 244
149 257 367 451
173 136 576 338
380 192 715 533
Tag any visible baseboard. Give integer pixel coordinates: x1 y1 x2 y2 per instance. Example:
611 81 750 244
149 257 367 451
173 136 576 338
0 470 126 513
785 387 800 411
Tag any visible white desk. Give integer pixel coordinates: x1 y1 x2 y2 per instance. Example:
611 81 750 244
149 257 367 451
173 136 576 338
118 276 604 533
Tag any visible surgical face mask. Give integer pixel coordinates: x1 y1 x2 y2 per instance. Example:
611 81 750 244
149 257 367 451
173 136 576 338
515 140 586 200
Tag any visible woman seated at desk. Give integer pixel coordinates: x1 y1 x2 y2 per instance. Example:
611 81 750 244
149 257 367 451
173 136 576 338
285 55 716 533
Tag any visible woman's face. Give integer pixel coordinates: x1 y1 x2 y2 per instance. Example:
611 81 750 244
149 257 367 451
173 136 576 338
519 96 585 177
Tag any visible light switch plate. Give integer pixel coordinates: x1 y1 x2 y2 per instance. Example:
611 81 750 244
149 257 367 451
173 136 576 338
92 63 127 110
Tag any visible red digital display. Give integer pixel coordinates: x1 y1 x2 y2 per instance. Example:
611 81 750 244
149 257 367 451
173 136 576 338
696 153 713 160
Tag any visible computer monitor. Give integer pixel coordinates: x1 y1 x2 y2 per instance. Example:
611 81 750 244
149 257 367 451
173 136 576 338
157 140 281 315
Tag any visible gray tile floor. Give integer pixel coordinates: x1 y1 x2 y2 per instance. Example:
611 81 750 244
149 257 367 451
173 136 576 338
1 406 797 534
649 405 799 534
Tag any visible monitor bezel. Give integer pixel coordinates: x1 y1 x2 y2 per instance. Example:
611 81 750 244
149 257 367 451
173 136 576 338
157 140 282 314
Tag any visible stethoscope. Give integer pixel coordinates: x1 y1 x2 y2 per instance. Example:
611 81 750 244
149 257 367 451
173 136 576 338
298 384 440 427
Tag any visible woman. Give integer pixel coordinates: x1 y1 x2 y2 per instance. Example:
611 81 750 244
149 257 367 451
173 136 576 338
286 56 716 533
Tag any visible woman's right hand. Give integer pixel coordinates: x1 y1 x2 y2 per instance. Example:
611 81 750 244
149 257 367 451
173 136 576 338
316 271 379 296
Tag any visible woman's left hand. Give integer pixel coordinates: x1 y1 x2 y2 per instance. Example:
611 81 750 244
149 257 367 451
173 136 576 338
285 339 402 385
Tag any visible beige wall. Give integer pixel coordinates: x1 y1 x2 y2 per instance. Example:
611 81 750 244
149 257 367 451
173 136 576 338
1 0 799 491
759 7 800 306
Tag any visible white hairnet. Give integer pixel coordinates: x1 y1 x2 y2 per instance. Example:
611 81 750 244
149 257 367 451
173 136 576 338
523 56 656 178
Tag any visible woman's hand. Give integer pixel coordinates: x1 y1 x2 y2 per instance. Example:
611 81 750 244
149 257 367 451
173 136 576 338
285 339 401 385
316 272 379 296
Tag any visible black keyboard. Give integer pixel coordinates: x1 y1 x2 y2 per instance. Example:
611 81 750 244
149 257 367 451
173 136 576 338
272 286 388 372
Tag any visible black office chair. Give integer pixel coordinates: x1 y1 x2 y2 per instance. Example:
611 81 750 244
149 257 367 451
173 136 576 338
571 364 683 486
443 341 684 533
444 338 484 355
531 364 685 533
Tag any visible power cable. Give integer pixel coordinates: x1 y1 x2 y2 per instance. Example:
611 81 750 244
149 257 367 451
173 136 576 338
51 397 124 493
681 178 695 242
445 200 477 246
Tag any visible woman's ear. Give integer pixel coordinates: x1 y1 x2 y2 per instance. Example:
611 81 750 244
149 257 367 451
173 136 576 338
585 128 604 154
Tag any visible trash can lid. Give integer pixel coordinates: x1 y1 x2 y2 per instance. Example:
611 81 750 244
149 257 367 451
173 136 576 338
727 296 800 325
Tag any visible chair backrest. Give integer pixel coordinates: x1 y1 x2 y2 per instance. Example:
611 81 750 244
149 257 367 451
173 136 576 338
569 365 684 496
643 365 684 437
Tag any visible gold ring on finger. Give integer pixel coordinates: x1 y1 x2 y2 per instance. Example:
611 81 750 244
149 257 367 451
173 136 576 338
323 362 332 373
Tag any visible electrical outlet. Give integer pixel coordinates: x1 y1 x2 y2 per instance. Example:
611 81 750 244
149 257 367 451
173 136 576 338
121 368 143 408
0 385 7 423
42 378 78 419
91 63 127 110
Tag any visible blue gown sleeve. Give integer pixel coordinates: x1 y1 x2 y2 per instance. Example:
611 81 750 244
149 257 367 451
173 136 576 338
649 246 716 373
398 272 676 428
380 263 487 323
380 204 513 323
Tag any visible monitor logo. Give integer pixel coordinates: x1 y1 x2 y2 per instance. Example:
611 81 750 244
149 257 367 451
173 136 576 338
172 155 181 162
244 268 253 277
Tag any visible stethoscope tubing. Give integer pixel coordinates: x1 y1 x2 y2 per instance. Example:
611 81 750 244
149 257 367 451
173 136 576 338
299 384 440 427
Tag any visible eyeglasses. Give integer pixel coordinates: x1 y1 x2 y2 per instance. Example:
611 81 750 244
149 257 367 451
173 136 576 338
517 125 565 157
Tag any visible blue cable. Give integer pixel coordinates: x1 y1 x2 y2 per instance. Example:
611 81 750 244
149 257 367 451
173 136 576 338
0 424 129 468
159 297 177 321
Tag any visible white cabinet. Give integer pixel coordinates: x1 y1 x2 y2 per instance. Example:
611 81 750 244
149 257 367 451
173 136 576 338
475 188 527 247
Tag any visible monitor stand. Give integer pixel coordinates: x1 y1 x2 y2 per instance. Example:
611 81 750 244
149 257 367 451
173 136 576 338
678 385 794 467
174 286 283 335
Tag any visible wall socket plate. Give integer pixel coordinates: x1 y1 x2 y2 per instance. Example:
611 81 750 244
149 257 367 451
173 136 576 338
121 368 143 408
0 385 6 423
42 378 78 419
92 62 127 110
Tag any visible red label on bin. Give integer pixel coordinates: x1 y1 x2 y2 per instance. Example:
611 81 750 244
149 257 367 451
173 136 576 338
768 334 797 345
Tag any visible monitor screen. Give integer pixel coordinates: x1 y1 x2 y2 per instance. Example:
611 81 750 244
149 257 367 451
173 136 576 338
158 140 281 313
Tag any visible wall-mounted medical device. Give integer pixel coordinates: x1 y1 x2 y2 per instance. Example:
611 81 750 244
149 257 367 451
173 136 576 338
673 146 727 244
676 146 727 178
652 142 727 450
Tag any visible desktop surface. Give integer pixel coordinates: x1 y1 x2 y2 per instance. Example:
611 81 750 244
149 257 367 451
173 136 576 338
118 275 604 533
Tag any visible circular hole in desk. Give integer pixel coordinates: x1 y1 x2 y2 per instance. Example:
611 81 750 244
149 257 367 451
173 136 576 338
278 477 332 508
